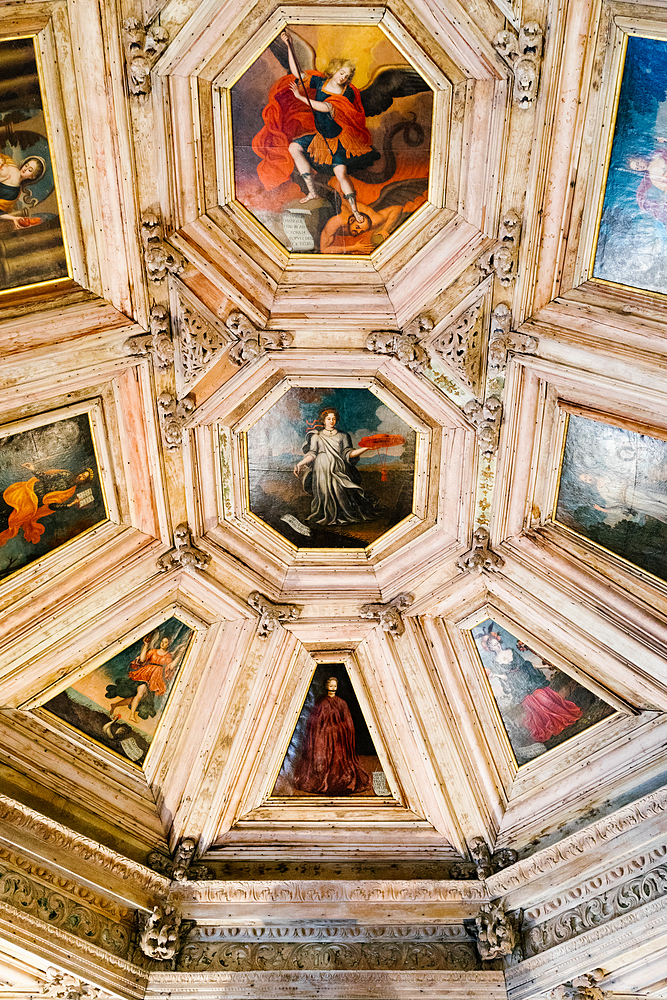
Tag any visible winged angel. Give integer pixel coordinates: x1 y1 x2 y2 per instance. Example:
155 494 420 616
250 27 432 252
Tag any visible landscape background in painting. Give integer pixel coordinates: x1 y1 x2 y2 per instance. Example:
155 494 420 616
272 663 390 798
0 412 106 580
43 618 194 767
245 386 416 549
555 413 667 582
593 35 667 295
0 37 69 291
230 24 433 255
471 619 614 765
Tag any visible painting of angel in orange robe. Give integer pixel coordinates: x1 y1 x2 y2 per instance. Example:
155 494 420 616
0 465 94 548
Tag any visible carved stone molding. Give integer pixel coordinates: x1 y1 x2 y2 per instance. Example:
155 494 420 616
176 301 229 389
141 212 185 283
185 924 473 943
478 211 522 286
138 905 183 962
0 795 169 898
366 316 432 374
225 312 292 366
157 392 195 451
488 304 538 371
247 591 302 638
157 523 210 573
457 527 504 574
174 880 489 904
463 398 503 456
148 838 213 882
360 593 414 636
493 23 544 108
124 305 174 370
474 900 522 960
40 968 112 1000
122 18 168 97
547 971 608 1000
524 862 667 957
467 838 517 881
430 304 485 393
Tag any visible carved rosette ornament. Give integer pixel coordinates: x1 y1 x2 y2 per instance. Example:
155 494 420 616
493 22 544 108
141 212 185 283
226 311 292 365
366 315 432 374
138 905 182 961
547 971 608 1000
463 397 503 456
489 304 538 371
122 18 168 97
157 392 195 451
478 210 522 286
157 523 210 573
430 304 484 393
457 527 504 574
360 593 414 636
148 837 212 882
474 899 521 960
247 591 302 639
124 305 174 369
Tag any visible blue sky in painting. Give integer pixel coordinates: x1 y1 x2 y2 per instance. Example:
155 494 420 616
594 36 667 294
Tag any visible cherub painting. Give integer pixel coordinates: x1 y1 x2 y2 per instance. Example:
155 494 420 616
231 24 433 254
0 37 69 290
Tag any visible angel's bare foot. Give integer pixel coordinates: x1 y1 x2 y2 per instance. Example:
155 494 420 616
300 192 317 203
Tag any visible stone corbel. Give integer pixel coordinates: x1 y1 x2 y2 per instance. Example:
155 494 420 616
547 971 608 1000
463 397 503 456
138 904 183 961
489 304 538 371
124 304 174 369
457 527 504 574
360 593 414 636
157 523 210 573
474 899 522 960
468 837 517 880
148 837 212 882
366 315 432 374
157 392 195 450
122 19 168 98
247 591 302 638
493 22 544 108
478 210 521 286
430 303 484 393
226 311 292 365
142 212 185 283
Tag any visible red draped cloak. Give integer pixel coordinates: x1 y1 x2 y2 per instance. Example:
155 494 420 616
128 649 174 696
293 693 371 795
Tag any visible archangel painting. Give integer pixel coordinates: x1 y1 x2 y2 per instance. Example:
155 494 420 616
593 35 667 295
230 24 433 254
0 37 69 291
0 412 107 580
471 620 615 765
244 387 416 548
555 412 667 582
42 618 195 766
272 663 391 797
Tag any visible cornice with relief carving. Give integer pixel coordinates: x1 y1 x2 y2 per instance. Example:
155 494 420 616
173 880 488 903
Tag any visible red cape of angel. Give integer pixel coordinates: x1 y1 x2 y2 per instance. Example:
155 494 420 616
293 693 372 795
522 687 582 743
128 649 174 697
0 476 76 547
252 72 374 191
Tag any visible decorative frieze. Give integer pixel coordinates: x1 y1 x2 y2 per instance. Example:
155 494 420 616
247 592 302 639
148 838 212 882
366 316 432 374
474 900 522 960
360 593 414 636
457 527 504 574
157 523 210 573
174 880 489 904
547 971 608 1000
124 305 174 370
226 312 292 365
185 924 473 943
430 304 484 393
157 392 195 451
493 23 544 108
122 18 168 97
463 398 503 456
138 905 183 962
142 212 185 283
488 305 538 371
478 211 522 286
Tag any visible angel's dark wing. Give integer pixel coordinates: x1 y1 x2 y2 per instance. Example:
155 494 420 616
370 177 428 212
268 33 316 75
360 67 430 118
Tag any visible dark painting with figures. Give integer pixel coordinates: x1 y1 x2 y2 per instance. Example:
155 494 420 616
245 387 416 548
0 412 107 580
272 663 391 798
0 37 69 292
471 620 614 766
555 413 667 582
43 618 195 766
593 36 667 295
230 24 433 254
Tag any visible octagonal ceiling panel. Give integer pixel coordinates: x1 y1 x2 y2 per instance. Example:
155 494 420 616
229 24 434 256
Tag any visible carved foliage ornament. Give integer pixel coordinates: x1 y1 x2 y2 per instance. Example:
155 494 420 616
360 593 414 636
463 397 503 456
142 212 185 283
157 523 210 573
478 210 522 286
124 304 174 369
247 591 301 638
157 392 194 451
547 971 608 1000
468 837 517 880
138 905 182 961
493 22 544 108
226 311 292 366
178 304 228 387
122 18 168 97
430 304 483 392
474 899 521 960
489 304 538 371
366 315 432 374
457 527 504 574
148 837 212 882
40 969 110 1000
